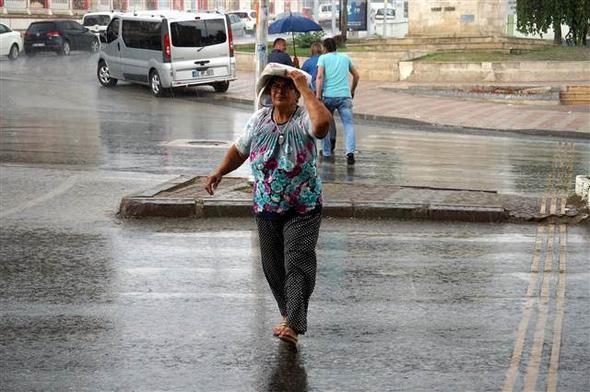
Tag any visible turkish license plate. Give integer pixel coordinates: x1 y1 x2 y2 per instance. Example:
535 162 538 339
32 43 45 47
193 68 214 78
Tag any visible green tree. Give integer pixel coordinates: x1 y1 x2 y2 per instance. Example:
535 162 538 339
516 0 589 45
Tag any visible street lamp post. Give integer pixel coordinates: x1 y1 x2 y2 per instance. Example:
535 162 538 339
254 0 269 108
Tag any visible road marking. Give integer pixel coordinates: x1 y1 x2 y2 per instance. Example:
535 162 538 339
502 142 574 391
528 225 545 275
547 224 567 392
0 175 78 219
523 223 554 391
503 223 547 392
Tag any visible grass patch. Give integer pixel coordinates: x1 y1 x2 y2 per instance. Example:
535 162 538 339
416 46 590 62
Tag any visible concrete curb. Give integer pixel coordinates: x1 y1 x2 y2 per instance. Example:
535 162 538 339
117 176 589 223
119 196 510 222
119 176 579 223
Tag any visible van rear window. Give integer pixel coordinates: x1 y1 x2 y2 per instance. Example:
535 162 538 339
84 15 111 26
170 19 226 47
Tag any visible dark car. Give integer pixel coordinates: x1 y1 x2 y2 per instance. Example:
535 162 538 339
24 20 99 56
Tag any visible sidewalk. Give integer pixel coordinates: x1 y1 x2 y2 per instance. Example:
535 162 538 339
216 71 590 138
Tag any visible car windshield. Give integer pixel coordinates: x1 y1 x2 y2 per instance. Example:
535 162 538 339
231 12 248 18
27 22 56 33
83 15 111 26
376 9 395 17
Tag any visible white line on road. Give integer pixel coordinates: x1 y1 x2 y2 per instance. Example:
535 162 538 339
0 175 78 219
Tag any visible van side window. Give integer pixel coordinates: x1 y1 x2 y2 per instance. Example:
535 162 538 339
122 20 162 50
170 19 226 47
106 18 119 43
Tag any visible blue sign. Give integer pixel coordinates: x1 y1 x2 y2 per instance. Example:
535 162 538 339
348 0 368 31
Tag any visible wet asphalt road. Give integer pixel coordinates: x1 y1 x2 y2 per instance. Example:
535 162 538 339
1 54 590 391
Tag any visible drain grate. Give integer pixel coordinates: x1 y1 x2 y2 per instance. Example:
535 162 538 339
165 139 232 148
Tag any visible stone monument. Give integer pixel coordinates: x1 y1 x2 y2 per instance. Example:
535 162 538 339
408 0 508 37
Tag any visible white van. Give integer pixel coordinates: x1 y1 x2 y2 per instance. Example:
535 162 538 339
96 11 237 97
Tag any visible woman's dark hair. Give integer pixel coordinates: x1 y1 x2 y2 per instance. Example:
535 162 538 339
322 37 337 53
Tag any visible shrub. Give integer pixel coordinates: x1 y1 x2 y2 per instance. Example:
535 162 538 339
295 31 326 48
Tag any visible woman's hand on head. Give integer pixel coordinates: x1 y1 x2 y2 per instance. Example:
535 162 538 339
286 70 309 93
203 174 222 195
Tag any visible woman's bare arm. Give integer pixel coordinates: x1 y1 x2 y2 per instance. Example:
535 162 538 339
203 144 248 195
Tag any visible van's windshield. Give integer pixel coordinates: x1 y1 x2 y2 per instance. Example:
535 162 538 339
170 19 226 47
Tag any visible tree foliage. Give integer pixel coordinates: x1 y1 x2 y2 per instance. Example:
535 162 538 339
516 0 589 45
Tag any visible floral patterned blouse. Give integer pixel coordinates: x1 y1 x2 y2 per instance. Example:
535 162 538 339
235 106 322 217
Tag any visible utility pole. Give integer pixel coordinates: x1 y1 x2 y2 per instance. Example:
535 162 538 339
254 0 269 109
340 0 348 41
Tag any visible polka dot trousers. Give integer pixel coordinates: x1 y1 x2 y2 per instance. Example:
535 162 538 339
256 212 322 335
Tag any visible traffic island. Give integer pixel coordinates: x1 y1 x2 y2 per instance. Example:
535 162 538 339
118 176 588 224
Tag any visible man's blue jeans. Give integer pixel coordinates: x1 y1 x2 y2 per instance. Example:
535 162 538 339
321 97 355 156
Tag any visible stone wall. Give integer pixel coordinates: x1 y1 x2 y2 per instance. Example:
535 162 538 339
399 61 590 83
408 0 507 37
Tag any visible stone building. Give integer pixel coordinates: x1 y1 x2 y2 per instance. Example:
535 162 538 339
408 0 508 36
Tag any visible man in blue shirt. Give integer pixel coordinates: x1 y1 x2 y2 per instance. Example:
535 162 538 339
316 37 360 165
268 38 300 68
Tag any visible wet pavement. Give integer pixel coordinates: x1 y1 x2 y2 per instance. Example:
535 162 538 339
1 54 589 391
2 207 589 391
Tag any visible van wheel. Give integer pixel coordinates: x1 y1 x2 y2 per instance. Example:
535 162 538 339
97 60 117 87
59 41 70 56
150 70 167 97
8 44 19 60
213 81 230 93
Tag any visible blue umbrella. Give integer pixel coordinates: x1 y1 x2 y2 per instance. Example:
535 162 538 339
268 12 323 57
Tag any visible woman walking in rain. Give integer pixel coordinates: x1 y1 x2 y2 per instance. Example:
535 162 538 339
204 63 332 348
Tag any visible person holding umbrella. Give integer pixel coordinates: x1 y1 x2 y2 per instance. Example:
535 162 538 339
268 37 300 68
268 12 324 69
203 63 332 349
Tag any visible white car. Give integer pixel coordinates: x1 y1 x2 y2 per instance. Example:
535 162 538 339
228 10 256 33
228 13 247 37
82 12 119 37
0 23 23 60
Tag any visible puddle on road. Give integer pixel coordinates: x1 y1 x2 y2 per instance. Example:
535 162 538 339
164 139 232 148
